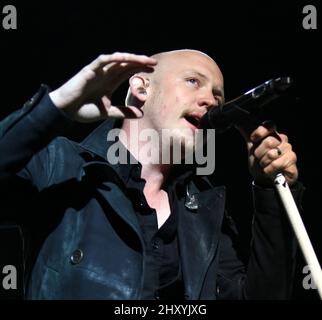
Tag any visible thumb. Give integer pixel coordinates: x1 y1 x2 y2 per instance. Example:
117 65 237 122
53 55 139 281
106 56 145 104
235 120 278 143
99 96 144 119
107 105 144 119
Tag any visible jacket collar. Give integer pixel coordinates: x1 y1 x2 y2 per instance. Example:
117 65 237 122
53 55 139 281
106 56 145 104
78 119 198 182
80 119 121 160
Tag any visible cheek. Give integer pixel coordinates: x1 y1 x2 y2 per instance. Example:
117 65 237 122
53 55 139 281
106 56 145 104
159 106 168 118
148 93 184 124
157 105 174 126
159 103 179 122
161 96 182 115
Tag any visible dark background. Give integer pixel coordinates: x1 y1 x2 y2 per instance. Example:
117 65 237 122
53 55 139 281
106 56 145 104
0 1 321 300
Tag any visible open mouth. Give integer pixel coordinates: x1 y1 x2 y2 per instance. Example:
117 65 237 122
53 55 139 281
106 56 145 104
184 115 201 128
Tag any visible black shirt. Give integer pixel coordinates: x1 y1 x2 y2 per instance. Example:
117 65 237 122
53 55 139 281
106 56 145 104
114 146 186 300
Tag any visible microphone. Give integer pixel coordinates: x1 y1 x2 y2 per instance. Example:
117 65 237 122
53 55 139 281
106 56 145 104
200 77 293 133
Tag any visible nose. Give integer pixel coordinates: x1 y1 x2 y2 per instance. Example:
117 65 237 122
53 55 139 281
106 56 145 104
197 93 218 110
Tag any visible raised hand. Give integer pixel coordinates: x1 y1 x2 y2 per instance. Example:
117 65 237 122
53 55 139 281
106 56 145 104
49 52 157 122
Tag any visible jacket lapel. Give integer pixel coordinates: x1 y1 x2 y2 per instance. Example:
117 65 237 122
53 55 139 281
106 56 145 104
79 120 144 236
178 183 226 299
81 161 144 245
97 181 143 241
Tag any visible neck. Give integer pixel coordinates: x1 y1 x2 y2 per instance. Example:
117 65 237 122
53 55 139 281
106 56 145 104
141 163 172 193
120 119 173 192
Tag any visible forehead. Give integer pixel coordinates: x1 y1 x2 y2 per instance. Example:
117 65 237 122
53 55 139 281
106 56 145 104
158 51 223 86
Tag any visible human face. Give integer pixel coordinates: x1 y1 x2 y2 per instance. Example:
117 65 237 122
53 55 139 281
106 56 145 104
142 51 224 152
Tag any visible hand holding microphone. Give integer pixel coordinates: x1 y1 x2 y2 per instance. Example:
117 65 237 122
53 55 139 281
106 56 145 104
200 77 293 133
200 77 298 186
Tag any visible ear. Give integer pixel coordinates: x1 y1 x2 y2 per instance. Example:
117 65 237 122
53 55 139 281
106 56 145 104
126 75 149 107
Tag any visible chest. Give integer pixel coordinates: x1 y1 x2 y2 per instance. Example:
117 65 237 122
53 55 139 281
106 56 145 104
144 190 171 228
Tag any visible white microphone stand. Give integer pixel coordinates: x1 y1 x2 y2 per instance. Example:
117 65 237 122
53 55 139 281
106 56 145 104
274 173 322 299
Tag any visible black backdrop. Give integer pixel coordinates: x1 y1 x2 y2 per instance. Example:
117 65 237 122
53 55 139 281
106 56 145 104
0 1 321 300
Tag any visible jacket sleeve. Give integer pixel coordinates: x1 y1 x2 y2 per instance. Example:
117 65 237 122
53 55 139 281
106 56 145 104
0 85 73 182
217 182 305 300
0 85 74 222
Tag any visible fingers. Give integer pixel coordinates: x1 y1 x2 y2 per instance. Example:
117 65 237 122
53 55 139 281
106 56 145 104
244 123 298 186
252 132 297 182
83 52 157 98
258 143 292 167
262 150 297 178
254 134 288 160
89 52 157 71
102 63 155 93
237 120 277 142
250 124 282 143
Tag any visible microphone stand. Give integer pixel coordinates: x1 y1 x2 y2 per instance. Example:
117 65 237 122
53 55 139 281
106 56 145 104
274 173 322 299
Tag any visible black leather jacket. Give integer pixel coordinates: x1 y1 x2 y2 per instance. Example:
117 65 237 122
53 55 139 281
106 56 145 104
0 86 304 299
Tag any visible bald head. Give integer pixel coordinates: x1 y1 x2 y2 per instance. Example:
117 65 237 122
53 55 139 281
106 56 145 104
149 49 222 82
151 49 216 64
125 49 224 106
